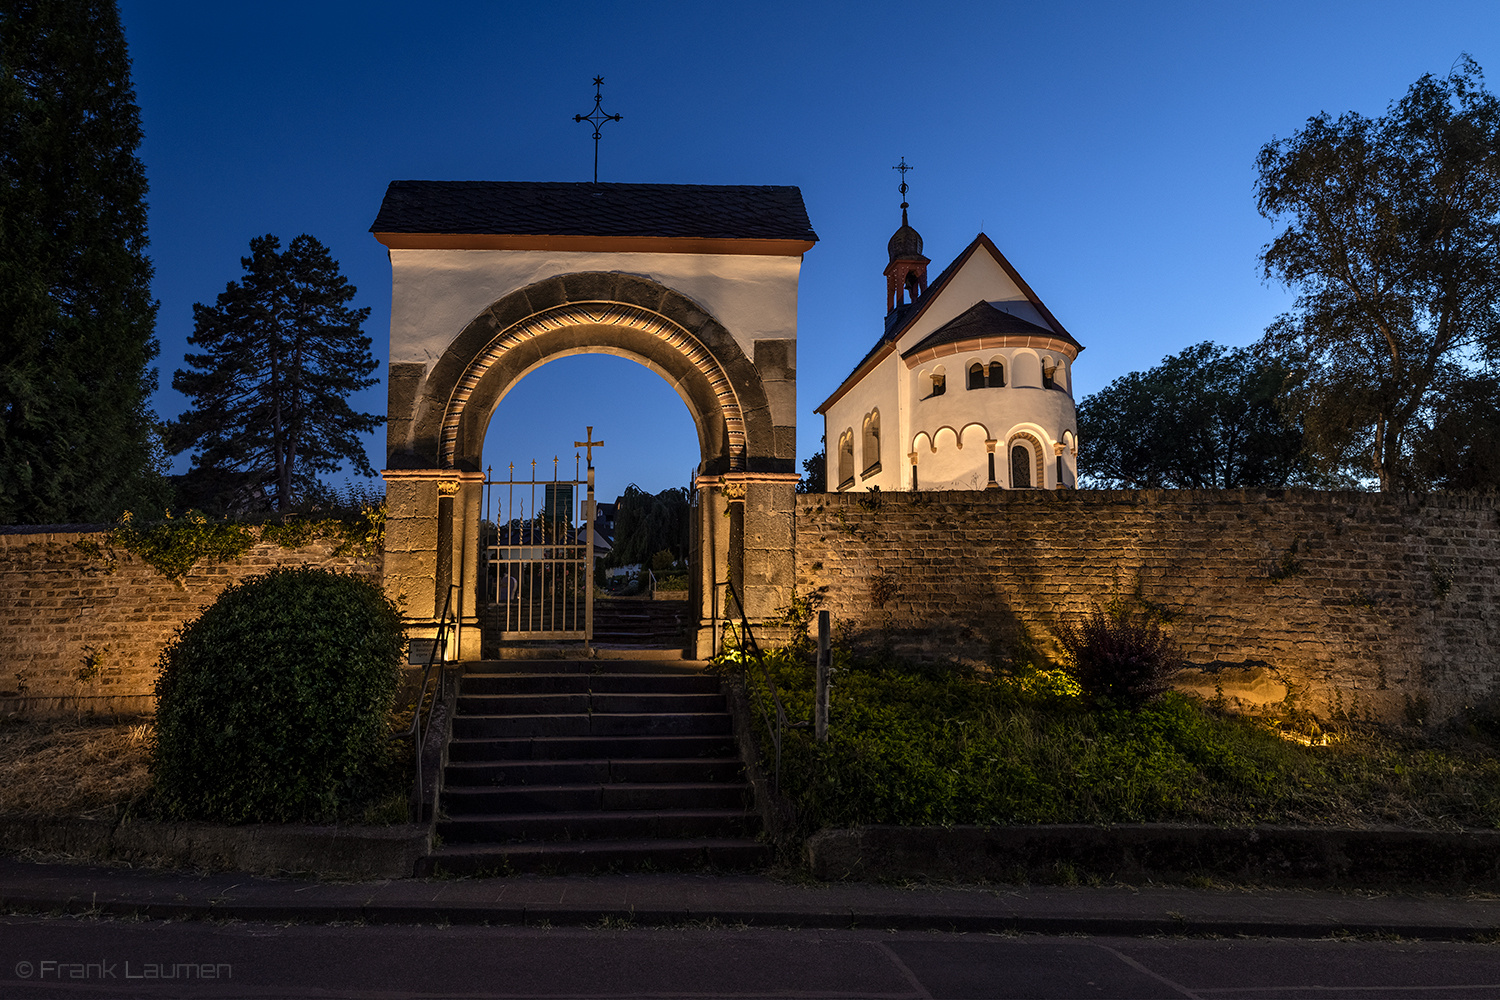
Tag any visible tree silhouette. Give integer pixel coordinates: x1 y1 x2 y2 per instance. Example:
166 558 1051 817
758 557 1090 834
169 234 382 511
0 0 164 523
1257 57 1500 490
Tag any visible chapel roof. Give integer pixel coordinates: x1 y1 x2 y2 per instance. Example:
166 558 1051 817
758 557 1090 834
901 300 1082 358
371 181 818 249
815 232 1082 415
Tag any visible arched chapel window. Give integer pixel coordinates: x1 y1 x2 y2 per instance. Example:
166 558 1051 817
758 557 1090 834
988 361 1005 387
838 432 855 490
862 411 881 475
968 363 984 390
1010 444 1032 489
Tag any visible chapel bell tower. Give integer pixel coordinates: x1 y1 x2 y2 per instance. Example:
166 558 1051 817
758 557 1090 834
885 158 929 315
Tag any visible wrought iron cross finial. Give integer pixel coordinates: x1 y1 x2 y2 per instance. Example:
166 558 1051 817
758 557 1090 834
573 422 603 470
573 76 622 184
574 425 605 468
893 157 913 209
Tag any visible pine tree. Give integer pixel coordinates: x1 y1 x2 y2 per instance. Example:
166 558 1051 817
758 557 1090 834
168 234 382 511
0 0 163 524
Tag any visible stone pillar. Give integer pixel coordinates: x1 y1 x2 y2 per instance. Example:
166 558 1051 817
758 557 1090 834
455 475 484 660
728 472 799 623
692 474 782 659
691 480 719 659
691 477 734 659
381 469 484 660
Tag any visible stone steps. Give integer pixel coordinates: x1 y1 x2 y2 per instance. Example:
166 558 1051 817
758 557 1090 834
443 757 745 786
590 598 690 647
428 838 769 877
446 734 738 762
426 658 768 876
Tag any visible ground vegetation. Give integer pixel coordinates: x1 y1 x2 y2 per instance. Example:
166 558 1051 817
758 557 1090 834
0 716 150 816
723 635 1500 836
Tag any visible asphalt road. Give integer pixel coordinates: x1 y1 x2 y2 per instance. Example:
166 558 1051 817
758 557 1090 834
2 915 1499 999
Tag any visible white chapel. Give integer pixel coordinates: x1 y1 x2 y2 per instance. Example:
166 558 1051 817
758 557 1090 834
816 198 1083 492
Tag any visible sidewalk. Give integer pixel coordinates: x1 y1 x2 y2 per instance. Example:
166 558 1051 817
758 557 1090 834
2 857 1498 939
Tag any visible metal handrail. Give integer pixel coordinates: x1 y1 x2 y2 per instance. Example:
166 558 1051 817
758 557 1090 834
398 584 459 820
720 578 791 794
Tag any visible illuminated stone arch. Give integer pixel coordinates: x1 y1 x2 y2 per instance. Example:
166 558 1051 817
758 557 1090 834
399 273 778 477
385 271 795 659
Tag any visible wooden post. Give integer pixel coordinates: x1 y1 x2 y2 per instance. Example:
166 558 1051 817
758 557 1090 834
815 610 831 743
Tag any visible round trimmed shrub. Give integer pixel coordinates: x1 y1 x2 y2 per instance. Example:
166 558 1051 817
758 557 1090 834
150 567 406 823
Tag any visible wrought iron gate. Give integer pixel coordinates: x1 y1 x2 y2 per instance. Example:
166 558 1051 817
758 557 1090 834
483 456 595 641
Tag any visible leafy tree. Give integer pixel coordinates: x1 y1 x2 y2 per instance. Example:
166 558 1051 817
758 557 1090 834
1411 367 1500 489
1256 57 1500 491
169 234 382 511
1078 342 1313 489
606 484 690 568
797 444 826 494
0 0 164 523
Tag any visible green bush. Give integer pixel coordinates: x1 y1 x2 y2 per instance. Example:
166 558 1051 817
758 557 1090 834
150 567 406 823
1058 604 1184 707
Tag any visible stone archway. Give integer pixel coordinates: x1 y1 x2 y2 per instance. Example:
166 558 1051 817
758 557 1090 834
382 272 799 659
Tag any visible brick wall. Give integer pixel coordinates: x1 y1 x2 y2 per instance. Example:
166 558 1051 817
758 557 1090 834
795 490 1500 724
0 528 382 717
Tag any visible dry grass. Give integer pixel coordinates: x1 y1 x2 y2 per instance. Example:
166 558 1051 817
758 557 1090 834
0 716 152 817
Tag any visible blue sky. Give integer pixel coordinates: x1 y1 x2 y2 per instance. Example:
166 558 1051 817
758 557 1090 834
118 0 1500 506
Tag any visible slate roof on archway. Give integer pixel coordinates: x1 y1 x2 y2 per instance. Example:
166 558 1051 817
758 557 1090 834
371 181 817 242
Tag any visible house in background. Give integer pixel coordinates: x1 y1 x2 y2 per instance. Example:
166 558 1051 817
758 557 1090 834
817 202 1083 492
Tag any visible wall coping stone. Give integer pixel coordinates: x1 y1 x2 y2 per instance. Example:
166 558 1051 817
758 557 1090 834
806 824 1500 887
0 813 429 879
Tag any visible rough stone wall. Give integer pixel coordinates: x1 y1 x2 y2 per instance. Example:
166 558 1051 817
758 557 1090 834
795 490 1500 724
0 528 382 717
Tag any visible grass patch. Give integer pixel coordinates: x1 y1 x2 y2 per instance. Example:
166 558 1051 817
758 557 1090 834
0 717 152 817
0 713 411 826
735 648 1500 834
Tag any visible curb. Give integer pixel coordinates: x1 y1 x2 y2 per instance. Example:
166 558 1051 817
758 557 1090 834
2 891 1497 940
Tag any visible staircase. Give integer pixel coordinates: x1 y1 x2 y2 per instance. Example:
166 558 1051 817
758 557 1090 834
424 658 769 876
591 597 690 650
